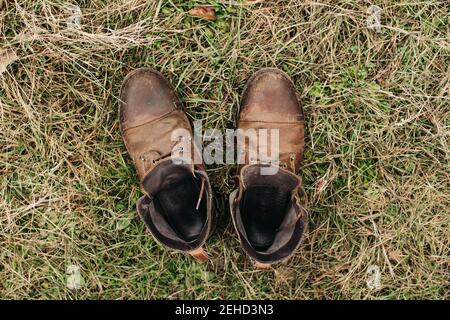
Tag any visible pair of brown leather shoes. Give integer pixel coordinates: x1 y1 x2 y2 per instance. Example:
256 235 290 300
119 68 308 267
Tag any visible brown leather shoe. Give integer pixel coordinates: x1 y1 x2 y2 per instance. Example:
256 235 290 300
119 68 215 262
229 68 308 268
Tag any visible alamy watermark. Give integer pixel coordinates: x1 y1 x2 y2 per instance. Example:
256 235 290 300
65 4 82 29
366 265 381 290
66 264 84 290
367 5 382 32
168 121 280 175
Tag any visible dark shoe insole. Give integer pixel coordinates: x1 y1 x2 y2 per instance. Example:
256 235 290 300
155 177 207 243
241 186 290 251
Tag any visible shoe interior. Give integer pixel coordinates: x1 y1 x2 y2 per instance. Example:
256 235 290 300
153 175 207 243
240 186 290 251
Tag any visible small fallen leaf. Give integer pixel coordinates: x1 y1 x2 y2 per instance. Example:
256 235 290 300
388 249 404 263
0 49 17 75
313 170 335 201
188 6 216 21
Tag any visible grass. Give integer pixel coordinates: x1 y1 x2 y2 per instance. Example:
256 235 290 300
0 0 449 299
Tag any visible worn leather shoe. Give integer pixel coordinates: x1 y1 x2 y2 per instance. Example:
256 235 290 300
230 68 308 268
119 68 215 262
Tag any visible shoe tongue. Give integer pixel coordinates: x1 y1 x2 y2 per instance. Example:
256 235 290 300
241 164 300 193
141 159 194 196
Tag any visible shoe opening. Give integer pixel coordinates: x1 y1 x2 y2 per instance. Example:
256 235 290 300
140 160 209 247
240 185 290 251
153 172 207 243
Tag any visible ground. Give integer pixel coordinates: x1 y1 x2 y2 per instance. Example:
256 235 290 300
0 0 449 299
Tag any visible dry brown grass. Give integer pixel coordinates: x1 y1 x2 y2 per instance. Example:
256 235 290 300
0 0 449 299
